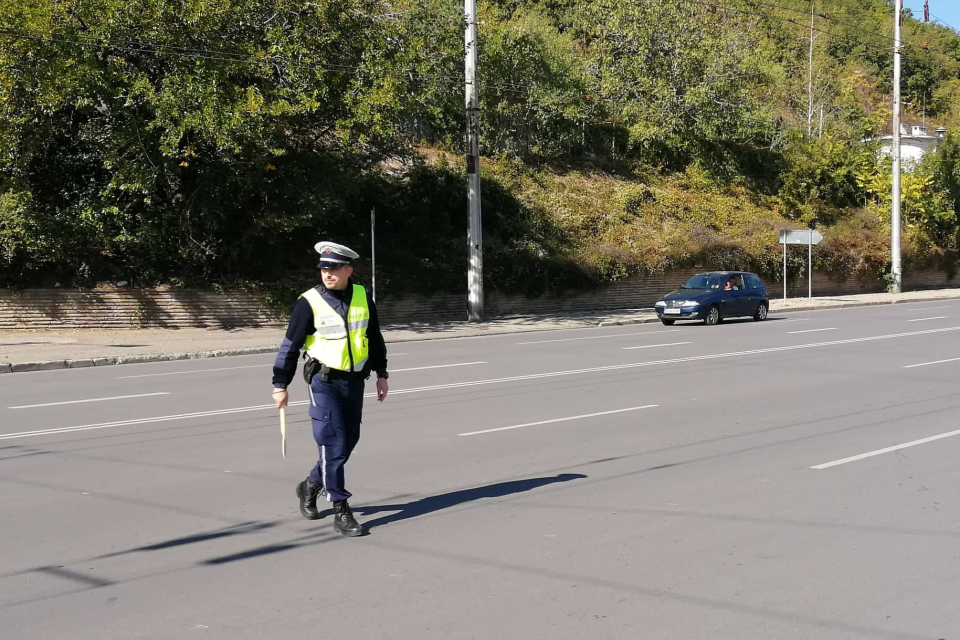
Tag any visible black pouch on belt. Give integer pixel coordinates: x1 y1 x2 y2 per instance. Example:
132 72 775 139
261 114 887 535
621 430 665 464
302 357 322 385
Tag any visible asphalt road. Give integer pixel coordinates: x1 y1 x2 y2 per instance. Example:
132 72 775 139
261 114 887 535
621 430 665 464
2 301 960 640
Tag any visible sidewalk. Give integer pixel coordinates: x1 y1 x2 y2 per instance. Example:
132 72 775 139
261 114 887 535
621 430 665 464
3 288 960 372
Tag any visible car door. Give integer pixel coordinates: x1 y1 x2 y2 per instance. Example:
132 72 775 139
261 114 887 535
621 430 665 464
723 275 749 316
717 287 735 317
741 274 765 315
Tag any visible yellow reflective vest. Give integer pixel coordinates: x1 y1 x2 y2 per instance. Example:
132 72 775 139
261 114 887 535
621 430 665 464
301 285 370 372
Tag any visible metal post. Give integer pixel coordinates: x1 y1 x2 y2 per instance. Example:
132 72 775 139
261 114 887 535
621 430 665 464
465 0 484 321
891 0 903 293
808 229 813 300
370 207 376 303
783 238 787 301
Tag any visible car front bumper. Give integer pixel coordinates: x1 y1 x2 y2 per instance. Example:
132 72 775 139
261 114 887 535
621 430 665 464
656 306 704 320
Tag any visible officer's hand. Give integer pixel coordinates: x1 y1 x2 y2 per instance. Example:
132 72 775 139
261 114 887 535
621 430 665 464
376 378 389 403
272 389 288 409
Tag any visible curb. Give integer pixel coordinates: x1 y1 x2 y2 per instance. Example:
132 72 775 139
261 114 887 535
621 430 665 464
597 316 660 327
3 294 960 373
771 293 960 314
593 294 960 327
2 346 278 374
384 323 621 344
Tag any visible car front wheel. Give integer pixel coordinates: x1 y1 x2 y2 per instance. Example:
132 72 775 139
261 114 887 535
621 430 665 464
661 318 675 326
704 305 721 326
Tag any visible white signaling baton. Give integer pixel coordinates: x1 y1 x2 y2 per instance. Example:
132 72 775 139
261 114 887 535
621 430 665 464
279 407 287 459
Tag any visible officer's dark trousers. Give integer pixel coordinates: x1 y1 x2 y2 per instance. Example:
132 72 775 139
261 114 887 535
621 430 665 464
307 376 365 503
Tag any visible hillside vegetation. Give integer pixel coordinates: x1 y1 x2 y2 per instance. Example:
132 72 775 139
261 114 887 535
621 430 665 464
1 0 959 296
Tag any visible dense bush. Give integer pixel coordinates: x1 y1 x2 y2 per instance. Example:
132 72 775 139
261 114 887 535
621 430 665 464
0 0 958 294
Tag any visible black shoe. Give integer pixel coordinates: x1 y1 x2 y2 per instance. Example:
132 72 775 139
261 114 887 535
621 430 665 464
295 478 324 520
333 500 364 537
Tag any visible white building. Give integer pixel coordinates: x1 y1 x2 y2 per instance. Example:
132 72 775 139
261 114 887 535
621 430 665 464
871 125 947 170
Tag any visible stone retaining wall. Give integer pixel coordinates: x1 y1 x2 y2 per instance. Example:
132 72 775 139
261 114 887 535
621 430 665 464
0 289 281 329
2 268 958 329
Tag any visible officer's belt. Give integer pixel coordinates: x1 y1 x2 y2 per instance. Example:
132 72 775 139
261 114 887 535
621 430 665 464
303 356 365 383
323 367 365 381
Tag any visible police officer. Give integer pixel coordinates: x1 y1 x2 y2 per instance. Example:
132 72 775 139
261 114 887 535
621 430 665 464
271 241 389 537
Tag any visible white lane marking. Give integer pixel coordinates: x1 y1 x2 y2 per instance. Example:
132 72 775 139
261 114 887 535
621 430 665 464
786 328 837 334
903 357 960 369
899 306 950 312
811 428 960 469
6 325 960 441
907 316 948 322
0 403 303 440
382 326 960 398
516 329 680 345
458 405 658 436
392 362 486 373
769 299 960 318
119 354 411 379
119 365 265 379
622 342 692 351
9 393 171 410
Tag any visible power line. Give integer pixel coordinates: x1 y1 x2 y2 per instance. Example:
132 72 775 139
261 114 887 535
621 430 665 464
0 27 471 87
928 12 960 34
491 0 957 113
809 1 960 61
671 0 959 64
0 6 955 116
672 0 890 55
0 26 544 95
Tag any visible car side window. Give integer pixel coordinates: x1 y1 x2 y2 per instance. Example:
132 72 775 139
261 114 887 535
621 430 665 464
744 274 762 289
724 275 744 291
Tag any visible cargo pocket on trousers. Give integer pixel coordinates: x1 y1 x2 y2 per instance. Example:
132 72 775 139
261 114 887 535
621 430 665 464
311 409 336 444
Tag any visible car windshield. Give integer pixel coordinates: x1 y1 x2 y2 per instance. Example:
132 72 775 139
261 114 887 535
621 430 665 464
681 275 725 290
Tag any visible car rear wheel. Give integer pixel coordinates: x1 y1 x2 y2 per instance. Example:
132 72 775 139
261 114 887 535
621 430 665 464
661 318 675 326
753 302 768 321
704 305 721 326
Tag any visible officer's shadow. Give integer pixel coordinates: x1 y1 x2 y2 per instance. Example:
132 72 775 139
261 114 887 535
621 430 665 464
354 473 587 531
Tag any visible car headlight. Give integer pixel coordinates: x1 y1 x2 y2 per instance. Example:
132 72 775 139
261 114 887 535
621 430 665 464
679 300 700 307
655 301 666 307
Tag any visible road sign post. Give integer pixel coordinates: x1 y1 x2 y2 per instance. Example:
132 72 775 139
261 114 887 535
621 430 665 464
780 229 823 300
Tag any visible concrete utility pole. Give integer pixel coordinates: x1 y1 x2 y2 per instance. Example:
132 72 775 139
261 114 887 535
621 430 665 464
370 207 376 302
465 0 484 321
891 0 903 293
807 4 815 137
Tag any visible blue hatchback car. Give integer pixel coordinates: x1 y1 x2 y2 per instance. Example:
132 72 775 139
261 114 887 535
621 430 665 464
654 271 769 326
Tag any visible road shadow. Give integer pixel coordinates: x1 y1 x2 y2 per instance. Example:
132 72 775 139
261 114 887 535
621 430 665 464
198 475 588 564
721 316 792 325
96 521 279 559
355 473 587 531
667 316 794 327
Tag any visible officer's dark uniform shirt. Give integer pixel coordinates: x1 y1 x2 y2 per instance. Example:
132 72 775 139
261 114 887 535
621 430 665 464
272 281 387 388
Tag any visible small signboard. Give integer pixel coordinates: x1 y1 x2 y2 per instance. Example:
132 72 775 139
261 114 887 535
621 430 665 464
780 229 823 245
780 229 823 301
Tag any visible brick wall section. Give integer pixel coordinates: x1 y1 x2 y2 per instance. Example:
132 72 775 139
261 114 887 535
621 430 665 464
378 269 960 323
0 289 282 329
375 268 707 324
3 268 959 329
776 269 959 300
